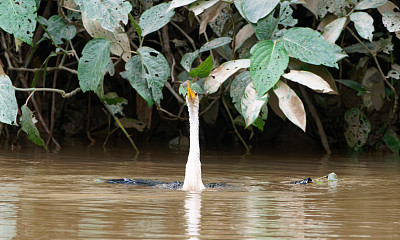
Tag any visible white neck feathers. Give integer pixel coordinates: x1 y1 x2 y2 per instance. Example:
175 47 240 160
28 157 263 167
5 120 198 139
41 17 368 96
182 99 205 191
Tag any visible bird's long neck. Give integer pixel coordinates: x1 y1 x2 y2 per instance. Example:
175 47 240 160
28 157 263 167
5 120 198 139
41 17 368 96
182 100 205 191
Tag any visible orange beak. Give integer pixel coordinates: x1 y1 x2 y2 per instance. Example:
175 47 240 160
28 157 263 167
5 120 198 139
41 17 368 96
186 80 197 103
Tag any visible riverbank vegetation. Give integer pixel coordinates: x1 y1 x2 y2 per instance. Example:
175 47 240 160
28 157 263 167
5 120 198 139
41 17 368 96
0 0 399 155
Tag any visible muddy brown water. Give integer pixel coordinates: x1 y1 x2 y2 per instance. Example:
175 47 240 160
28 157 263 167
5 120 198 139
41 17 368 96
0 143 399 239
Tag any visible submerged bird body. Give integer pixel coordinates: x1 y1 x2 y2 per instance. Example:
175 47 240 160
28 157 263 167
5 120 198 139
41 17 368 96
182 82 205 191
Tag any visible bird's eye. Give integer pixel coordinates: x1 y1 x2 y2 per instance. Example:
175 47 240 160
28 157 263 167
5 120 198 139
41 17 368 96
194 92 198 96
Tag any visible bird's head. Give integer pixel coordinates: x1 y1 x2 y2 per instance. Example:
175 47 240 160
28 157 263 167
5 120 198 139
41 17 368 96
185 80 198 105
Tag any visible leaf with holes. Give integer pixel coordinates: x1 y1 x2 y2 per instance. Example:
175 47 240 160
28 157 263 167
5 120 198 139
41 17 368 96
231 71 252 114
20 105 46 148
189 55 213 78
281 27 344 68
234 0 280 23
0 0 37 45
43 15 76 45
204 59 250 94
120 47 170 107
181 50 200 72
78 38 111 92
139 2 175 36
75 0 132 32
82 13 131 62
344 108 371 151
255 1 297 40
273 80 306 131
282 70 337 94
250 40 289 96
0 75 18 126
350 12 374 41
382 12 400 32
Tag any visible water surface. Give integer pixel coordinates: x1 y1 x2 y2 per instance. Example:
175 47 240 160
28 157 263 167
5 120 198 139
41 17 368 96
0 144 399 239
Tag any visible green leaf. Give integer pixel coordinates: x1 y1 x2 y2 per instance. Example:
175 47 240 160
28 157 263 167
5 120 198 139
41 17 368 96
350 12 374 41
234 0 280 23
75 0 132 32
199 37 232 52
382 128 400 154
82 12 131 62
78 38 111 92
250 40 289 96
43 15 76 45
281 27 343 68
231 71 252 114
102 92 127 116
189 55 213 78
255 1 297 40
344 108 371 151
120 47 170 107
0 75 18 125
20 105 46 148
181 50 200 72
355 0 388 10
335 79 362 91
139 3 175 36
0 0 37 45
181 37 232 72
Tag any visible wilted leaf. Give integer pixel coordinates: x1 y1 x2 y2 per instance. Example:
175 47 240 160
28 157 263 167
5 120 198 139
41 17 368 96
281 27 344 68
204 59 250 94
355 0 388 10
0 75 18 125
241 82 268 127
344 108 371 151
350 12 374 41
120 47 170 107
199 2 227 34
273 80 306 131
282 70 337 94
322 17 347 43
234 0 280 23
20 105 46 148
78 38 110 92
250 40 289 96
167 0 196 12
0 0 37 45
235 24 255 51
75 0 132 32
139 2 175 36
82 13 131 62
189 55 213 78
361 67 385 110
188 0 219 15
382 128 400 154
43 15 76 45
268 90 286 120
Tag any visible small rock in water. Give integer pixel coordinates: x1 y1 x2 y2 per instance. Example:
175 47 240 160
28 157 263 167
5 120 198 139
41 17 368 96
290 177 313 184
327 172 338 181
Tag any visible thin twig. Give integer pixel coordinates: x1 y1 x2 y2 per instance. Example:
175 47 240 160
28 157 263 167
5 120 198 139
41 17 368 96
170 21 197 51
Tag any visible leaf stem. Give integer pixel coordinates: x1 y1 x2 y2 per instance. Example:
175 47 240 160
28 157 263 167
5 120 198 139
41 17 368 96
222 95 250 154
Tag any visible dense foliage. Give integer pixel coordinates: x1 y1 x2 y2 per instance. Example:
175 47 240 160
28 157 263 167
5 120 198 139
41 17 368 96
0 0 399 154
